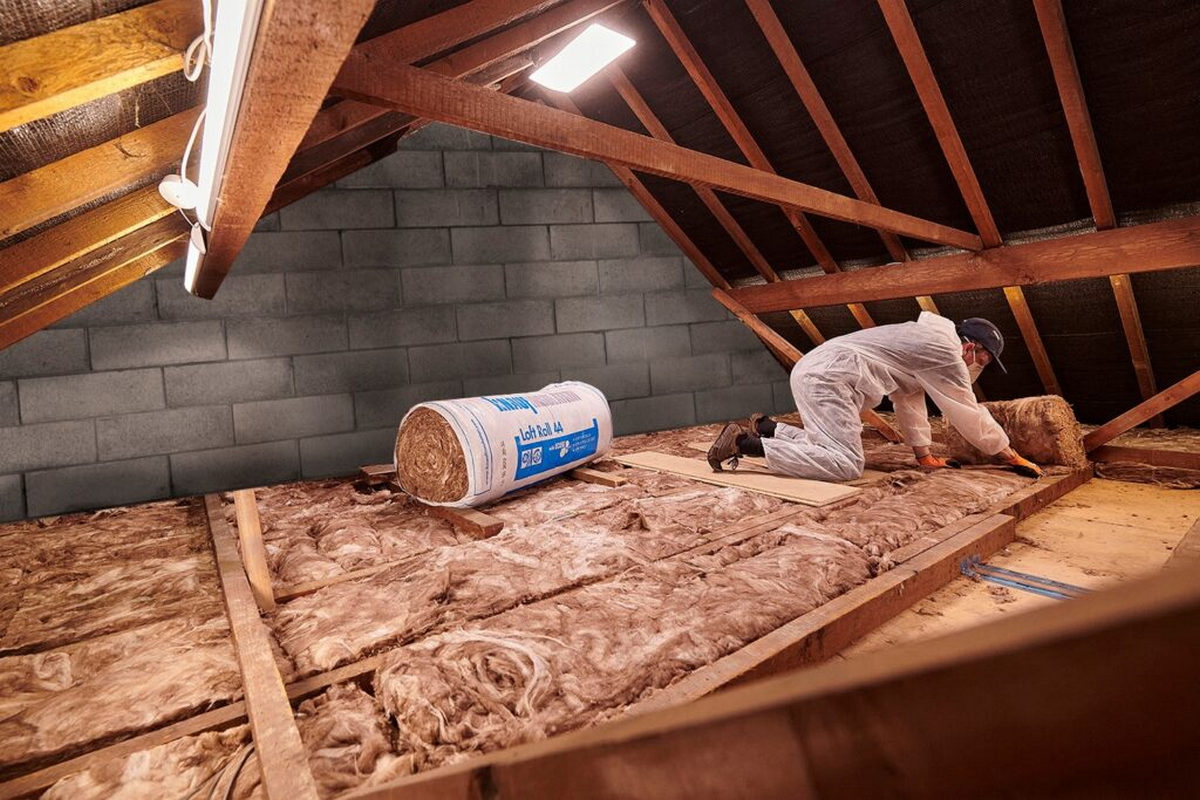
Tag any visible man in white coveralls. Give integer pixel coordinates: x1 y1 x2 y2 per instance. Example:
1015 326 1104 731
706 313 1046 480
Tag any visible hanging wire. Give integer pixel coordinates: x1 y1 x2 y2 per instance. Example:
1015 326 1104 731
183 0 215 82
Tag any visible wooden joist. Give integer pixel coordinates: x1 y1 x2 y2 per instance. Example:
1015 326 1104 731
0 0 201 133
643 0 841 274
423 503 506 539
333 63 982 250
1089 446 1200 472
232 490 275 613
349 557 1200 799
1083 370 1200 452
204 495 319 800
728 215 1200 313
191 0 376 299
0 108 200 240
569 467 628 488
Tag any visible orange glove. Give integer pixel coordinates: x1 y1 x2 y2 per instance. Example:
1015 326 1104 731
917 455 961 469
1003 452 1045 478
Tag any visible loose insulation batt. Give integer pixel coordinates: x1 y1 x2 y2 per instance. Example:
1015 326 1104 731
944 395 1088 467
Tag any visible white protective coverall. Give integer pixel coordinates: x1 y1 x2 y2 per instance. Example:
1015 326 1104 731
765 311 1010 481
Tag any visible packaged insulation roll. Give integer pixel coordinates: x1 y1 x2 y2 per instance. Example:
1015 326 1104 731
394 381 613 507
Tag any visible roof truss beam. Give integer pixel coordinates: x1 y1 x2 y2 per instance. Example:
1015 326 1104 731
643 0 843 279
191 0 376 298
1083 369 1200 451
332 63 983 250
1033 0 1160 417
727 215 1200 313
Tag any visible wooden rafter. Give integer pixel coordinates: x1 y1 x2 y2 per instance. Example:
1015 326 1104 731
0 108 200 241
0 0 201 133
742 0 941 317
333 63 982 249
876 0 1000 247
876 0 1060 394
1033 0 1160 417
602 67 827 344
191 0 376 298
727 216 1200 313
1082 370 1200 452
643 0 851 284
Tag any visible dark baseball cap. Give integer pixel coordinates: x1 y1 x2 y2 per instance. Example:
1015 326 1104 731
957 317 1007 374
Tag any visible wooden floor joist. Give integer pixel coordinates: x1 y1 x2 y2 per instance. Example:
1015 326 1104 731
232 489 276 613
205 495 319 800
1089 445 1200 471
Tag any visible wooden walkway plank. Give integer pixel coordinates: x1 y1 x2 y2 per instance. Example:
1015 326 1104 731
0 0 201 133
569 467 627 487
204 495 319 800
232 490 275 613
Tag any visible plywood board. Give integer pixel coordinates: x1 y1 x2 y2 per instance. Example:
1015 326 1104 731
684 441 889 485
613 451 859 506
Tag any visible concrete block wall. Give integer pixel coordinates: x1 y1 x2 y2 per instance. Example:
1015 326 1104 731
0 124 793 520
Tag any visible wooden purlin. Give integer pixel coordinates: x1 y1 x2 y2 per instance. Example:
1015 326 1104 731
333 63 982 250
601 67 828 344
726 215 1200 313
874 0 1064 395
205 495 319 800
191 0 375 299
643 0 843 275
1032 0 1160 417
1083 369 1200 451
0 0 201 133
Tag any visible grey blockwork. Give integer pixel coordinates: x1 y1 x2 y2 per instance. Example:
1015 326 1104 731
0 122 786 519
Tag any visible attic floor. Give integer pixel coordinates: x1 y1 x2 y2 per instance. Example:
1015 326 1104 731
839 478 1200 658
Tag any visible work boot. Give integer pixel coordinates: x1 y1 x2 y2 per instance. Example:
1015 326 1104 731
708 422 756 472
748 413 776 437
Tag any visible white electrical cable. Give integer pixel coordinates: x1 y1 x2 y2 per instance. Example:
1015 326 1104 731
182 0 215 81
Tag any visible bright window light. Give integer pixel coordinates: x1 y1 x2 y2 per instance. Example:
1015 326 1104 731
529 24 635 93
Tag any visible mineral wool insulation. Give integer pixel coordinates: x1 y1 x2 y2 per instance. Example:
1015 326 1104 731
16 421 1044 798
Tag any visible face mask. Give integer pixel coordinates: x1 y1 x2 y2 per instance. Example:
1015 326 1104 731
964 344 984 383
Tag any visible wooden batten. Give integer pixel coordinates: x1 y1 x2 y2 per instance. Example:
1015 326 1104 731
0 0 201 133
569 467 628 487
205 495 319 800
333 63 982 250
1083 370 1200 451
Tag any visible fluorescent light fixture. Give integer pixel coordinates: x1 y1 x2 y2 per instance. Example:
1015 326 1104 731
184 0 265 294
529 24 635 93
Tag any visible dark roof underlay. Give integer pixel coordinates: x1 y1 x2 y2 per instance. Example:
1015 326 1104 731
522 0 1200 425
